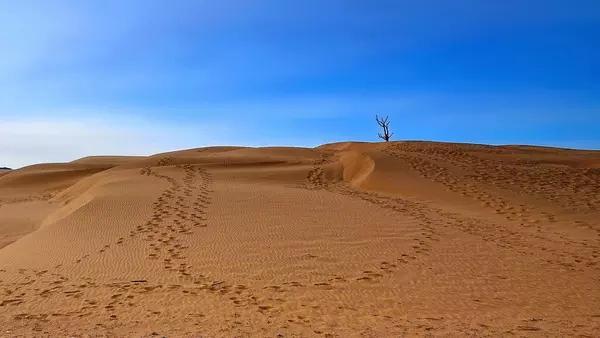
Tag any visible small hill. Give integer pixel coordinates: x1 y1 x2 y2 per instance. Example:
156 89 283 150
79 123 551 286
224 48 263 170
0 167 11 178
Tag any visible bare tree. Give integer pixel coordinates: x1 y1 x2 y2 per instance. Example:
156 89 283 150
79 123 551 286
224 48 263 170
376 114 393 142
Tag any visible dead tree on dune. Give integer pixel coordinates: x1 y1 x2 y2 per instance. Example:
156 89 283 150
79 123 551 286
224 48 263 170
376 114 393 142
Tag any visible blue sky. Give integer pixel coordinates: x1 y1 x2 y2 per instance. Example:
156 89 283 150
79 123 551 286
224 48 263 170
1 1 599 168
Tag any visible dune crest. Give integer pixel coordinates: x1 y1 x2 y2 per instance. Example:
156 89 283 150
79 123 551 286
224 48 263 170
0 141 599 336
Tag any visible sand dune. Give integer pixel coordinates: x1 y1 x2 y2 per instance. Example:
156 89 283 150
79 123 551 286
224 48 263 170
0 141 599 336
0 168 12 179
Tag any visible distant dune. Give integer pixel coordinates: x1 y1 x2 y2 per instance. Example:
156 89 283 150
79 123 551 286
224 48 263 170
0 141 599 336
0 168 11 180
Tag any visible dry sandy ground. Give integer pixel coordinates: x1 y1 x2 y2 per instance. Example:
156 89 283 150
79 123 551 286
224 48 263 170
0 142 599 336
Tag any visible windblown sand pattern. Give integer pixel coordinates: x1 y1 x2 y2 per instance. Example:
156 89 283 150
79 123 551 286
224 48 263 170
0 142 599 336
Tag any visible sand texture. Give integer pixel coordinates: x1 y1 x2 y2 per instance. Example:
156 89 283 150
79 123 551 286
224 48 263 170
0 141 599 336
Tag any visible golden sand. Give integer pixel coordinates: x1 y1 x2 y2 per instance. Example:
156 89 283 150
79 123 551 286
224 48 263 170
0 142 599 336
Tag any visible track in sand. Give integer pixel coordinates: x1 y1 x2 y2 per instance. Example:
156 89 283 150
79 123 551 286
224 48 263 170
0 142 599 336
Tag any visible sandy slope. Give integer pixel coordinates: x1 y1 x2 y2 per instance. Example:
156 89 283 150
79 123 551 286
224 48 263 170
0 142 599 336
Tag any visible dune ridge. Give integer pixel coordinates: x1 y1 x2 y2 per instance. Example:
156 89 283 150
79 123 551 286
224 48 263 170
0 141 599 336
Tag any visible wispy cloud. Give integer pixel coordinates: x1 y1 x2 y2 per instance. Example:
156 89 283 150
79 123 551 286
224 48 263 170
0 116 232 168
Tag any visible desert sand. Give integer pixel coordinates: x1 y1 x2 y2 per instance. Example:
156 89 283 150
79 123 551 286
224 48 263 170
0 141 599 336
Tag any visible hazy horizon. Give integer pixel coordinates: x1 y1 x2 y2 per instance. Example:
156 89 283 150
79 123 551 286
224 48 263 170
1 1 599 168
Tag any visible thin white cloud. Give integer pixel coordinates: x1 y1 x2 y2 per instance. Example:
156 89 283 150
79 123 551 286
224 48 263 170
0 116 231 169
